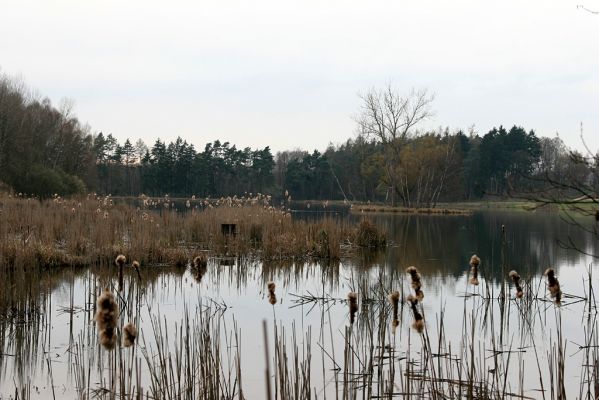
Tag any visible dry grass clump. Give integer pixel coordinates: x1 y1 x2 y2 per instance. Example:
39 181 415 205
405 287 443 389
469 254 480 286
95 289 119 350
123 322 137 347
509 270 524 298
545 268 562 305
355 219 386 249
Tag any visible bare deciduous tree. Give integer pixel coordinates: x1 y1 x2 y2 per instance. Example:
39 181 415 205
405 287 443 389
355 85 435 206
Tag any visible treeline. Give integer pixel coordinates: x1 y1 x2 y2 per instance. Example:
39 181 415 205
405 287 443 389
1 74 596 204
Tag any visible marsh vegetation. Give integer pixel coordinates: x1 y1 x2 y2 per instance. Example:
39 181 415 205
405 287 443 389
0 197 598 399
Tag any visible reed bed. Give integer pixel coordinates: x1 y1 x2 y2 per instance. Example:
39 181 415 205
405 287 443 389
0 194 385 269
1 208 598 399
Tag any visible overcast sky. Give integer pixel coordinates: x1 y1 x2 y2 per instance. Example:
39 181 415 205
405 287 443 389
1 0 598 153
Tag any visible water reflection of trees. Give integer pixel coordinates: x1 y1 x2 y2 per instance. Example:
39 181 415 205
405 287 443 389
370 211 597 282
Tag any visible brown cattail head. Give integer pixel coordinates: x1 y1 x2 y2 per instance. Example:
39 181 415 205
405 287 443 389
132 260 140 270
545 268 562 305
469 258 480 286
267 281 277 305
545 268 557 284
509 270 520 283
407 294 424 332
269 294 277 305
412 319 425 333
388 291 400 308
115 254 126 267
100 329 117 350
509 270 524 298
406 266 422 292
388 290 400 320
123 323 138 347
95 289 119 350
406 266 419 277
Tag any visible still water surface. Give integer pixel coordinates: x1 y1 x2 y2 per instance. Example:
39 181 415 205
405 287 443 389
1 210 597 399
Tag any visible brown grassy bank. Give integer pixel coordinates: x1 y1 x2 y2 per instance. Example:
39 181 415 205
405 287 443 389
0 194 385 269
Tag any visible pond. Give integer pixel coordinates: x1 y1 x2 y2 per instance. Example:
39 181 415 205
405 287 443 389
1 209 597 399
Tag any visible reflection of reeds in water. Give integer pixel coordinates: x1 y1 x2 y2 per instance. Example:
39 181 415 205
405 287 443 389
469 254 480 286
388 290 400 332
348 292 358 324
545 268 562 305
267 281 277 305
509 270 524 298
192 254 208 282
123 322 137 347
95 289 119 350
406 266 424 301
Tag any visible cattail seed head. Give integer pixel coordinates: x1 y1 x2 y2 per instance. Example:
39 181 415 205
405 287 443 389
267 281 277 305
545 268 562 305
388 291 400 307
412 319 425 333
115 254 126 267
509 270 523 298
470 255 480 267
132 260 140 270
123 323 138 347
95 289 119 350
